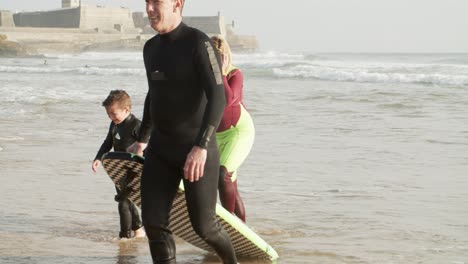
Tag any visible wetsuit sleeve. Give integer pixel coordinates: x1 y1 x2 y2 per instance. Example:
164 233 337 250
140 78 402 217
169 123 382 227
94 123 114 161
194 40 226 148
137 91 151 143
137 44 152 143
132 119 142 141
224 69 243 107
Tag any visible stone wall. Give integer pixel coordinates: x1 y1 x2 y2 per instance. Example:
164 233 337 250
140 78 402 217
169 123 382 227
2 7 257 53
0 10 16 27
62 0 80 8
183 16 226 36
132 12 146 29
0 26 148 54
79 6 135 31
10 6 224 36
13 8 81 28
132 13 226 36
12 5 135 32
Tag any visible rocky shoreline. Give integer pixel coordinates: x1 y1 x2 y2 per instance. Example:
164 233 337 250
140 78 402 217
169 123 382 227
0 34 38 57
0 26 257 57
0 27 154 57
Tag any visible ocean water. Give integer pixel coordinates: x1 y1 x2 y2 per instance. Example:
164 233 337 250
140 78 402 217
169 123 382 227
0 51 467 264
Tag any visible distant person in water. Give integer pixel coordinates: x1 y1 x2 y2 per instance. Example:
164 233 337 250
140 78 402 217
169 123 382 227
92 90 147 239
211 35 255 223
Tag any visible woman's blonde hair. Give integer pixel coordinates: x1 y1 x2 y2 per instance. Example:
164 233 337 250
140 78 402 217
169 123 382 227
211 35 232 75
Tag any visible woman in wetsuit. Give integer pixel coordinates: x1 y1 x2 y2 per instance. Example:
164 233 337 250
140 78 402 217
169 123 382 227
211 35 255 223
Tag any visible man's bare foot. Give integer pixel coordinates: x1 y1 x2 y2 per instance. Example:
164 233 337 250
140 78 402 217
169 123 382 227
133 227 146 238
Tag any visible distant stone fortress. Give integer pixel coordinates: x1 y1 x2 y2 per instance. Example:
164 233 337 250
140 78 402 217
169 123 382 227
0 0 258 54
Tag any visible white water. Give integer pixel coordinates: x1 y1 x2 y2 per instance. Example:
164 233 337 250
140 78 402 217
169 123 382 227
0 52 467 264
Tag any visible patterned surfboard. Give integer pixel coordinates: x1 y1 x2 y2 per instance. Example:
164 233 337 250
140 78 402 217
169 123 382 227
101 151 279 262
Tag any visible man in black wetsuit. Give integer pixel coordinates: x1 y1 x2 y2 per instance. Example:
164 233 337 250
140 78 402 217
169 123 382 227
127 0 238 263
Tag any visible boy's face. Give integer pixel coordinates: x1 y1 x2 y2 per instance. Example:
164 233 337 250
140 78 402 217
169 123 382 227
105 103 130 125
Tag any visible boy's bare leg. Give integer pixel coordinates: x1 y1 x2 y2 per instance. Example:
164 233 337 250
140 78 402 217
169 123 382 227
133 226 146 238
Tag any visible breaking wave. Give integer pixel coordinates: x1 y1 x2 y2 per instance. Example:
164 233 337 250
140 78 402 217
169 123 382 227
234 51 468 86
1 51 467 86
0 65 144 76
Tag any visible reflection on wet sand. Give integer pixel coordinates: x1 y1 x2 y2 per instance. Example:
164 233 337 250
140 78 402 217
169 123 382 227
116 239 140 264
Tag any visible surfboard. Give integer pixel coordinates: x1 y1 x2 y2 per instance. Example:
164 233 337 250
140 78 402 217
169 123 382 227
101 151 279 262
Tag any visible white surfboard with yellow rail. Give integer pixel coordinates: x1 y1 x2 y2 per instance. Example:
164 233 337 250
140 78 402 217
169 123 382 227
102 151 279 262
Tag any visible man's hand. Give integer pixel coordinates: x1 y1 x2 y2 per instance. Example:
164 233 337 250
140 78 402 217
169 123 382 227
183 146 207 182
127 142 148 156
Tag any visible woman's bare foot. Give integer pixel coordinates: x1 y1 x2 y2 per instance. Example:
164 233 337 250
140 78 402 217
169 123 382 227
133 227 146 238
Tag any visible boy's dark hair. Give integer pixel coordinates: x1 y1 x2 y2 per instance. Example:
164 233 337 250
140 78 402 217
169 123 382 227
102 90 132 110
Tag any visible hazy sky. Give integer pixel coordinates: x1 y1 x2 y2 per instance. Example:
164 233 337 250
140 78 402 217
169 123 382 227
2 0 468 53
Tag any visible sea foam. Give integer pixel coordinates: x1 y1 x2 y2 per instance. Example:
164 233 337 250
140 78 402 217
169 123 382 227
232 52 468 86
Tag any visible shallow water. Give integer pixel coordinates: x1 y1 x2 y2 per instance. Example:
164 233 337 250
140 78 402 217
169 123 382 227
0 52 467 263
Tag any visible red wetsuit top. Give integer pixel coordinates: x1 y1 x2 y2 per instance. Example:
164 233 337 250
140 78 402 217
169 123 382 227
217 68 244 132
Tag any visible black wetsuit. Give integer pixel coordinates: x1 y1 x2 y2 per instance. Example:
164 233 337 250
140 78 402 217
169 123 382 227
94 113 144 238
137 22 237 264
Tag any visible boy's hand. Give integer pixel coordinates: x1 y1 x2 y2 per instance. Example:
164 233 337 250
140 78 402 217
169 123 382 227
127 142 147 156
92 160 100 173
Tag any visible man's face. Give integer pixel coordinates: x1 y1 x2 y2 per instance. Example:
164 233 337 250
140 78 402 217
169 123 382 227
146 0 176 33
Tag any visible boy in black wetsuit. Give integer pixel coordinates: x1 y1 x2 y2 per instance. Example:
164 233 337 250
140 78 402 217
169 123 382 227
92 90 147 239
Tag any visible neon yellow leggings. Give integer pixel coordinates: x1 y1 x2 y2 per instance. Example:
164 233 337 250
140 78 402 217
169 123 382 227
216 104 255 182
